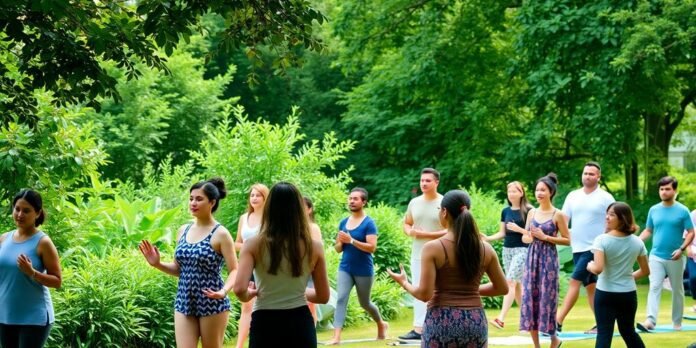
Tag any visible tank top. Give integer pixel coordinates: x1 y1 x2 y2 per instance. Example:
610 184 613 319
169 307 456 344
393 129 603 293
0 231 55 325
428 239 483 309
240 213 260 241
253 246 311 311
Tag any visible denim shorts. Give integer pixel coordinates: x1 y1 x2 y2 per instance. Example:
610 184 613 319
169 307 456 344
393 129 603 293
571 250 598 286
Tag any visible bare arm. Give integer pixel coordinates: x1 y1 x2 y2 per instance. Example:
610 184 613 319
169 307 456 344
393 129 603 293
29 236 62 288
521 210 534 244
387 241 438 302
334 231 344 253
587 250 604 275
672 229 695 260
633 254 650 280
479 243 508 296
309 223 322 242
546 211 570 246
139 224 187 277
306 241 330 304
233 237 258 302
403 212 414 237
485 222 506 242
235 214 245 252
638 228 652 242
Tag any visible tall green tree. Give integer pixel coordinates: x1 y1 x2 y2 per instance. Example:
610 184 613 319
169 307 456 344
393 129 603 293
332 0 520 204
0 0 325 124
512 0 696 198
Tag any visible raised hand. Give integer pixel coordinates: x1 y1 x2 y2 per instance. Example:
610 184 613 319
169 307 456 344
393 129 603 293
386 264 408 286
139 240 161 267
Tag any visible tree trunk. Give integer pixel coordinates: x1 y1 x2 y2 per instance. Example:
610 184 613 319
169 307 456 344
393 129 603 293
624 160 639 201
643 113 671 200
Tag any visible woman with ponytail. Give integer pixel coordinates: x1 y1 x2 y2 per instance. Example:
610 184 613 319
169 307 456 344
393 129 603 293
520 173 570 348
139 177 238 348
388 190 508 347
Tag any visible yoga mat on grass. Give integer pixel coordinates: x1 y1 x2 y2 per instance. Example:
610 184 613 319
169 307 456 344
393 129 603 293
319 338 378 345
684 315 696 320
642 324 696 333
487 325 696 346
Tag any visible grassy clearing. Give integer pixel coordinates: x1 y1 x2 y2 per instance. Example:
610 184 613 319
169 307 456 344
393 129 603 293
228 284 696 347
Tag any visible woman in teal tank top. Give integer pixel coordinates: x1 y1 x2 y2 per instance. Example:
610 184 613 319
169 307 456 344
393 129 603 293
0 189 62 348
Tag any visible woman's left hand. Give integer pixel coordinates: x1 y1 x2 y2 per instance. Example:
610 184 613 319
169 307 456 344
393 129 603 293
530 226 547 241
202 288 228 299
17 254 35 277
386 264 408 286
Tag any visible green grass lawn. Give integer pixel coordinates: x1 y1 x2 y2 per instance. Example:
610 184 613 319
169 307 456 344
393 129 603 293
227 284 696 347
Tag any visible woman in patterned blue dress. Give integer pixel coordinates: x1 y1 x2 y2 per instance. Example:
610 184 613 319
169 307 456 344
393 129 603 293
520 174 569 348
140 178 238 348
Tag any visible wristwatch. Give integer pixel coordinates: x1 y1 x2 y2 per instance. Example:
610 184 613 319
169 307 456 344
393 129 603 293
350 238 355 245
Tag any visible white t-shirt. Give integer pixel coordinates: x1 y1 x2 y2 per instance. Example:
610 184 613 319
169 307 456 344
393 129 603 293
562 187 615 253
406 194 443 260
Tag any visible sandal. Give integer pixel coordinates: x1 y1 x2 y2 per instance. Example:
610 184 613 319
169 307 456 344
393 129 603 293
636 322 654 333
490 318 505 329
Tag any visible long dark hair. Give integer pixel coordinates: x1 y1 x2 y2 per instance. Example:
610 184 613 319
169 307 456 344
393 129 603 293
190 177 227 212
507 181 532 222
441 190 482 282
13 189 45 226
607 202 639 235
259 182 313 277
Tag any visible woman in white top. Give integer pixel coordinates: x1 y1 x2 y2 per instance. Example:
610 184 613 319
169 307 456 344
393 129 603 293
587 202 649 348
234 182 330 347
234 183 268 348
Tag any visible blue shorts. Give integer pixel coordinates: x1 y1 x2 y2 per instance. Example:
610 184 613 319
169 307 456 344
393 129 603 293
571 250 598 286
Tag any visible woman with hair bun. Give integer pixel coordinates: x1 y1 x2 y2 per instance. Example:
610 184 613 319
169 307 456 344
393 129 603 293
520 173 570 348
388 190 508 347
586 202 649 348
140 177 238 348
0 189 62 348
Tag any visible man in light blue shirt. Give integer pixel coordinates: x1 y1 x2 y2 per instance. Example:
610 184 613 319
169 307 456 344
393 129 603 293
638 176 694 331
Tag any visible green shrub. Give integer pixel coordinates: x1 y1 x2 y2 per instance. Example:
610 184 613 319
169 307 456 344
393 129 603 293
190 106 355 237
49 249 239 347
367 203 411 274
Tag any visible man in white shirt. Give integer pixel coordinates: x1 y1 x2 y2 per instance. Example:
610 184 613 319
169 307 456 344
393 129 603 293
398 168 446 341
556 162 615 334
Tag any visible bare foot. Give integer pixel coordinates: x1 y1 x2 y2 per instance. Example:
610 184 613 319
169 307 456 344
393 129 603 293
325 338 341 345
550 337 563 348
377 321 389 340
673 324 682 331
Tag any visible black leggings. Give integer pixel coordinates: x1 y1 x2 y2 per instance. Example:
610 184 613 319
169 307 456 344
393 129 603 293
593 289 644 348
249 305 316 348
0 323 52 348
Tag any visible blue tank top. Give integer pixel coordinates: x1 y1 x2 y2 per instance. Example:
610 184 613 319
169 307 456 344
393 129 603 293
0 231 54 325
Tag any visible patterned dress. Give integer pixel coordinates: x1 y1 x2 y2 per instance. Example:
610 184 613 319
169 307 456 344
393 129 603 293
520 212 559 335
174 223 231 316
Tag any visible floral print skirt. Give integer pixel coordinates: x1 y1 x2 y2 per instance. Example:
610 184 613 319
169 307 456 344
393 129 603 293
422 306 487 348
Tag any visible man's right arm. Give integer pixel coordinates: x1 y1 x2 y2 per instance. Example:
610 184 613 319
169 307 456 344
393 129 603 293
639 210 653 242
403 211 414 237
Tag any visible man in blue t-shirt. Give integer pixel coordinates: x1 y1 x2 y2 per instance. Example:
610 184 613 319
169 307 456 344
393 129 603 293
327 187 387 345
638 176 695 331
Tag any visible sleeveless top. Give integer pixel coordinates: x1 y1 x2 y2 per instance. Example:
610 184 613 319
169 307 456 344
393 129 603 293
240 213 260 241
253 246 312 311
0 231 54 325
174 223 231 316
429 239 483 309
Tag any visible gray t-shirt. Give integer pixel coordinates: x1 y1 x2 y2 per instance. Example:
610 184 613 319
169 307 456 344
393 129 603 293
406 194 443 259
591 233 647 292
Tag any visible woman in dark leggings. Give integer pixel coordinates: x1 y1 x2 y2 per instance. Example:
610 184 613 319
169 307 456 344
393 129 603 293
587 202 649 348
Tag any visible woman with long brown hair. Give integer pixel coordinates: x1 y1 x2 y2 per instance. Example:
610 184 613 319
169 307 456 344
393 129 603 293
233 182 330 347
